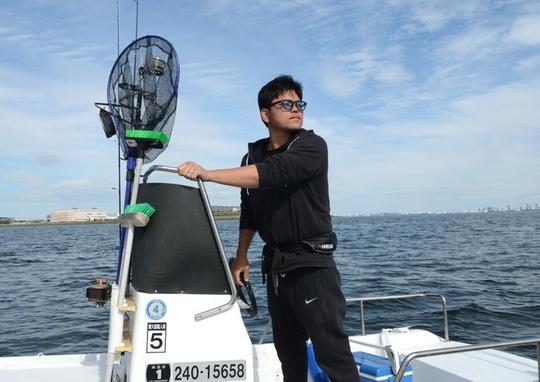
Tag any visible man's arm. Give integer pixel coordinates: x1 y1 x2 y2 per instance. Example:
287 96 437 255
177 161 259 189
256 133 327 188
232 228 256 286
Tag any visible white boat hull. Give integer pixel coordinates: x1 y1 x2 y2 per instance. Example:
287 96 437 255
1 329 537 382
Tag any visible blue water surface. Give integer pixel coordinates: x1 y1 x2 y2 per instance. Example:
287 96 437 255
0 211 539 358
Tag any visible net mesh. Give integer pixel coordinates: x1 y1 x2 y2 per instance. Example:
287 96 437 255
107 35 179 163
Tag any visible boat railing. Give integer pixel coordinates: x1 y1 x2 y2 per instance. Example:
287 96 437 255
344 293 539 382
345 293 450 341
393 337 540 382
258 293 449 344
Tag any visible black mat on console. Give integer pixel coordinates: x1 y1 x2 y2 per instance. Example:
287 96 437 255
131 183 231 294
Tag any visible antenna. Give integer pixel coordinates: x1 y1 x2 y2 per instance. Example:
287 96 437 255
116 0 121 230
134 0 139 41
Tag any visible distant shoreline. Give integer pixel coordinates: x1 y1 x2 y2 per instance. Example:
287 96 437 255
0 215 240 228
0 220 119 228
2 209 537 228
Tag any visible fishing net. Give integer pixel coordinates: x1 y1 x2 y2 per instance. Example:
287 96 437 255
107 35 179 163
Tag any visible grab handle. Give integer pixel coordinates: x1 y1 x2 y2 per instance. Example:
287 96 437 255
142 165 178 183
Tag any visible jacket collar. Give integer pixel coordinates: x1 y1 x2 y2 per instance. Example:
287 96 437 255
248 129 310 157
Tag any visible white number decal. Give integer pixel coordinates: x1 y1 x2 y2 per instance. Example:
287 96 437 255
147 323 167 353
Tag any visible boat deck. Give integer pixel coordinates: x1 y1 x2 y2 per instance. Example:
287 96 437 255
0 353 107 382
1 336 538 382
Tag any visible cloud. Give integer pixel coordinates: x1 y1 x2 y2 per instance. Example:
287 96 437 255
516 53 540 71
163 103 252 166
320 50 412 98
181 61 246 98
345 51 412 83
0 55 111 163
15 177 110 204
35 154 64 166
439 27 502 60
448 80 540 133
322 77 540 213
6 170 42 184
0 84 33 102
320 65 359 97
49 45 107 63
0 32 35 42
400 1 483 33
50 179 93 191
0 7 111 68
0 26 35 42
509 14 540 46
0 104 104 160
290 2 348 31
432 12 540 65
203 0 345 31
3 171 113 213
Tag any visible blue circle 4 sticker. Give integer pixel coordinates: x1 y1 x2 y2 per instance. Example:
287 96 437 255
146 299 167 320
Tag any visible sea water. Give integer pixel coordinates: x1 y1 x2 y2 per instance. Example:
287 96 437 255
0 211 539 358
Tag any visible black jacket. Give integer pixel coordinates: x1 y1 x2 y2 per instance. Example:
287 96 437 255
239 129 336 272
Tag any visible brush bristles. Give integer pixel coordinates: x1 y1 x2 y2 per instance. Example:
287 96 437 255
123 203 156 217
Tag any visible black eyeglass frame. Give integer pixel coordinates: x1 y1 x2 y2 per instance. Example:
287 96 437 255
269 99 308 112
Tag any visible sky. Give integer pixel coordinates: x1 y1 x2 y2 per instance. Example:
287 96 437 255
1 0 539 220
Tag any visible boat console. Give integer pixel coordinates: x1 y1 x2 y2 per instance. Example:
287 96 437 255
117 166 253 382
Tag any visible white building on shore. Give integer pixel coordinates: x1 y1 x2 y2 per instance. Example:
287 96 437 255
47 208 113 223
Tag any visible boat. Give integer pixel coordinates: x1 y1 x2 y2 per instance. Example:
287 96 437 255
1 35 538 382
0 162 538 381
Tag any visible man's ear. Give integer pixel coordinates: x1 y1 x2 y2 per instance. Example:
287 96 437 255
260 108 270 125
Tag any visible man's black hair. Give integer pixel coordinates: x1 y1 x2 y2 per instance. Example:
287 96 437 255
258 75 303 110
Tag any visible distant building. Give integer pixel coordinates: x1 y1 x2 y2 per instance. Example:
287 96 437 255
47 208 112 223
211 206 240 216
0 217 14 224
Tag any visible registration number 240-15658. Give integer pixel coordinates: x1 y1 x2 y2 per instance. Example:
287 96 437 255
173 361 246 381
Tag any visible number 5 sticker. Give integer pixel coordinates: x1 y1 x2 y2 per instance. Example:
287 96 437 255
147 323 167 353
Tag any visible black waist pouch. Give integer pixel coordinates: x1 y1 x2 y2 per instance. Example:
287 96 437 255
301 232 338 254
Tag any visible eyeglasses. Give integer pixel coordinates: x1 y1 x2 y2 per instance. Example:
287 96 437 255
270 99 307 112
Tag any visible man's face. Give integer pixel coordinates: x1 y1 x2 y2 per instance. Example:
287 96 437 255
261 90 304 132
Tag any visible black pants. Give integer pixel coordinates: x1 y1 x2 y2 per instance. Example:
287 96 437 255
267 267 359 381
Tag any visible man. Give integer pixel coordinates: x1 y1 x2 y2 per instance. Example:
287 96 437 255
178 75 358 381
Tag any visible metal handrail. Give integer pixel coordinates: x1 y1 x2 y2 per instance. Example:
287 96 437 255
195 176 238 321
348 339 401 375
142 164 178 183
393 338 540 382
141 165 238 321
346 293 449 341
